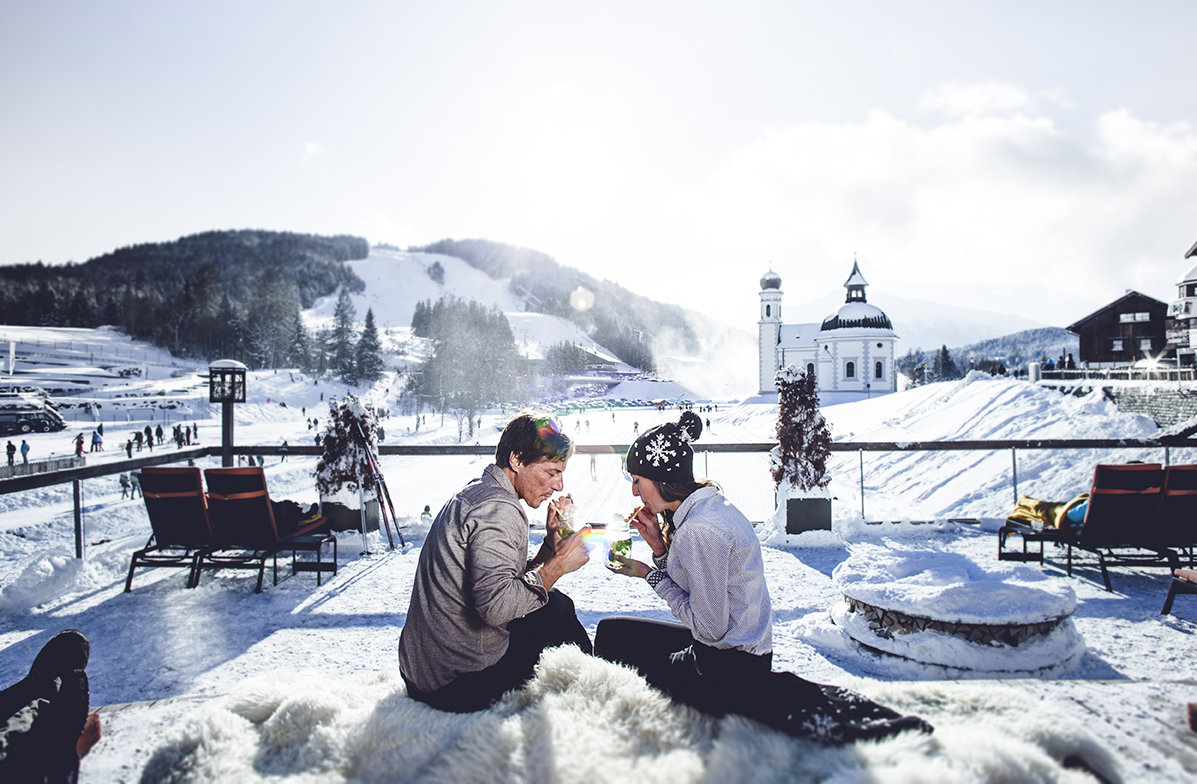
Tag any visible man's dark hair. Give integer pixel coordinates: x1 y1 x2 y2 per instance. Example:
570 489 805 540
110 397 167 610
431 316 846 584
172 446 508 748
496 413 573 468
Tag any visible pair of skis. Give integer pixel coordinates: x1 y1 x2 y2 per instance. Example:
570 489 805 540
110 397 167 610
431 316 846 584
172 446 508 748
354 422 405 549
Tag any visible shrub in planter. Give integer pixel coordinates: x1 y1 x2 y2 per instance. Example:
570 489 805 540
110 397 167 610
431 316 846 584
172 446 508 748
316 395 381 531
768 365 833 535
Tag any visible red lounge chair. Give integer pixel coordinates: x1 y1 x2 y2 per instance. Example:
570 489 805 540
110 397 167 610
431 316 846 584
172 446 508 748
198 467 334 593
999 463 1171 591
125 467 214 591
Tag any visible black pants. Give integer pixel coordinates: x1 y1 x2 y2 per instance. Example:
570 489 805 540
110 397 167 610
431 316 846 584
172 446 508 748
595 616 933 745
0 630 91 784
405 590 593 713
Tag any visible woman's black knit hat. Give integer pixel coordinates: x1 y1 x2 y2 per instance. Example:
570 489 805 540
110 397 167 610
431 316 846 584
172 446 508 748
625 411 703 483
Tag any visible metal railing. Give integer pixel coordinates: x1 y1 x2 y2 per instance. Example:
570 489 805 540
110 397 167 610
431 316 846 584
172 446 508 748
3 436 1195 562
0 454 84 481
1042 368 1197 383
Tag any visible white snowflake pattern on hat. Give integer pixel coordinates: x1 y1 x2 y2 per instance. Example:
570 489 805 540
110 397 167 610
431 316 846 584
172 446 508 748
645 433 676 467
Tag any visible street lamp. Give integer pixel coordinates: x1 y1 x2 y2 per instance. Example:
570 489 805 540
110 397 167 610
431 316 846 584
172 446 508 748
209 359 247 467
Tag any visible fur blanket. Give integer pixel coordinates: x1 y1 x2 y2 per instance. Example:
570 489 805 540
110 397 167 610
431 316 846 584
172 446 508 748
141 646 1120 783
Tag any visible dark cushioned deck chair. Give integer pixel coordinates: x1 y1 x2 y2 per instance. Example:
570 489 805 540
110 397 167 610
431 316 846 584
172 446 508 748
199 467 334 593
1153 464 1197 567
125 467 214 591
1158 560 1197 617
999 463 1171 591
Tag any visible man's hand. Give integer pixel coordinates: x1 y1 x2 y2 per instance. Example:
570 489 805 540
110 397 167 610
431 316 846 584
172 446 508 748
535 525 591 590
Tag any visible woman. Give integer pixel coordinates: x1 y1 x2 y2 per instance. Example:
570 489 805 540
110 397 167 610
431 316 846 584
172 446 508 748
597 411 931 744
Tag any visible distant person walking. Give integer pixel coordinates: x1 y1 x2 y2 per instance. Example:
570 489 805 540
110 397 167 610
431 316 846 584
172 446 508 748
90 430 102 453
74 434 85 458
125 439 133 459
143 425 153 451
134 431 143 452
20 439 30 465
6 440 14 466
119 473 130 499
130 471 141 499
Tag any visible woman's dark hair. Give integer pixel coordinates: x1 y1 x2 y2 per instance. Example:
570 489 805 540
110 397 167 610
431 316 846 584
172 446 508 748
646 477 718 546
496 413 573 468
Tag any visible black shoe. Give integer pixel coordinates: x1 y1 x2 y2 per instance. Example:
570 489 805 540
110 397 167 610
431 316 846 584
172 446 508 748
29 629 89 681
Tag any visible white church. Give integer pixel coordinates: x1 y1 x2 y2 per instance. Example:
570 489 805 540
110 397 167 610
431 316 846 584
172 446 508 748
757 261 898 403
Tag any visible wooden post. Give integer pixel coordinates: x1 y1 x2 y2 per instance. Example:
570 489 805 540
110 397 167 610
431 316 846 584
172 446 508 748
73 479 84 560
1011 448 1019 504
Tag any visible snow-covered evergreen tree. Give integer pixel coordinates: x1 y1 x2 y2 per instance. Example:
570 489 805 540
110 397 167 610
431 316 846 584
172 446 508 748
329 287 358 383
770 364 831 492
316 395 379 506
355 308 386 382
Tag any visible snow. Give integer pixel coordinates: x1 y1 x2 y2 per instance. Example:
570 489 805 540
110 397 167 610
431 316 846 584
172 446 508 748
0 328 1195 780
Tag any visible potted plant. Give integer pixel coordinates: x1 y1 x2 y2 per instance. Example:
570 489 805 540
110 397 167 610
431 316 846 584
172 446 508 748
316 395 381 532
770 365 833 534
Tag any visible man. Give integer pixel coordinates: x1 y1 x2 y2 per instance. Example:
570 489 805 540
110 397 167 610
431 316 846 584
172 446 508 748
5 441 14 466
20 440 29 465
0 629 102 782
398 413 593 713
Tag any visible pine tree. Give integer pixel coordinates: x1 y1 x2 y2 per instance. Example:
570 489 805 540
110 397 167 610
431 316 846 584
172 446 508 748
771 365 831 491
355 308 386 382
330 287 358 382
288 312 313 371
932 344 959 381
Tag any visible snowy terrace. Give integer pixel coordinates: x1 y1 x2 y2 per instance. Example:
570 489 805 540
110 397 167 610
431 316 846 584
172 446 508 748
2 370 1197 780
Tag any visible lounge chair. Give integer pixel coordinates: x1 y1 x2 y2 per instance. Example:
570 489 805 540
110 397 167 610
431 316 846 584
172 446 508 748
1161 551 1197 614
125 467 214 591
198 467 334 593
999 463 1171 591
1153 464 1197 567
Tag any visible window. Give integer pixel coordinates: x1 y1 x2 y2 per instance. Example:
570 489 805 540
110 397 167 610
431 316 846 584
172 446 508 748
845 361 855 379
875 361 884 379
765 305 771 317
1140 338 1152 350
1119 312 1150 323
1111 340 1124 351
806 363 814 377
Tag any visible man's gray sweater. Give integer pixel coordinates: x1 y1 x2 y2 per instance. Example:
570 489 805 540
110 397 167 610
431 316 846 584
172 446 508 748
398 464 549 693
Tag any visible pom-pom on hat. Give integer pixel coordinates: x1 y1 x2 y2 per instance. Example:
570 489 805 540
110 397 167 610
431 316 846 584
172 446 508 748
625 411 703 483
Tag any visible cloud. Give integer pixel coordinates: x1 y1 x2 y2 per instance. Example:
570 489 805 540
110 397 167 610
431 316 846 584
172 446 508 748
304 141 327 161
918 81 1036 117
659 86 1197 328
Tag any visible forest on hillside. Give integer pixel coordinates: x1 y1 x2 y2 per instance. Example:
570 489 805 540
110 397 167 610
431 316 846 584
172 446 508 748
896 326 1080 384
0 230 367 365
412 238 699 372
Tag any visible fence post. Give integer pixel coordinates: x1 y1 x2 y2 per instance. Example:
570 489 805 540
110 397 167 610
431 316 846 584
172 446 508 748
1011 448 1019 504
859 449 865 519
73 479 84 560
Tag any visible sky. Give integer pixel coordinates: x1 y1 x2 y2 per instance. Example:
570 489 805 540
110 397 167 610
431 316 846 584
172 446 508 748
2 1 1196 331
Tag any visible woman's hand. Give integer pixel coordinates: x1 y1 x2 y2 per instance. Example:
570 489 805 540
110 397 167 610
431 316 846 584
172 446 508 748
628 507 667 557
607 552 651 579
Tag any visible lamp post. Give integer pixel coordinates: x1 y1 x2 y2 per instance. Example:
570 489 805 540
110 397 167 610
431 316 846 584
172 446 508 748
209 360 247 467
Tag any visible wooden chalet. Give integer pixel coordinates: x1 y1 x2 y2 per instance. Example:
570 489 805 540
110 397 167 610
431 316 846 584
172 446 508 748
1066 291 1169 366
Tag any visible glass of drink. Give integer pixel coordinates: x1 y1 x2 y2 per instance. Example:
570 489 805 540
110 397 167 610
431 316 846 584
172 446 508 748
554 497 576 538
607 515 631 569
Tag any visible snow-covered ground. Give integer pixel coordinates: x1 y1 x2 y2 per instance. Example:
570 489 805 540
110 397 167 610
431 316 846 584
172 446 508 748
1 334 1195 779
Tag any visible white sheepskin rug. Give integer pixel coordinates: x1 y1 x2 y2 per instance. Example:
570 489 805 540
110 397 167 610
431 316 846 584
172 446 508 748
141 646 1121 783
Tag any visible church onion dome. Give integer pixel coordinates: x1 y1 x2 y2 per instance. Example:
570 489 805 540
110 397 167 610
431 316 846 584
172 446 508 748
760 268 782 290
821 301 893 331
